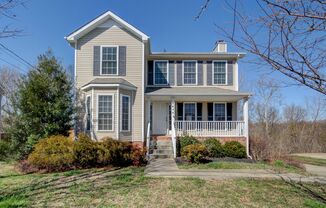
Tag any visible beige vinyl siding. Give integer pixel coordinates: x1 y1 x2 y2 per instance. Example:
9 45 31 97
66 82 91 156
76 25 143 141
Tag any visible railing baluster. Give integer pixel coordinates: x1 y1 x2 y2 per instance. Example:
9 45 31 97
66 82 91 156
174 120 245 137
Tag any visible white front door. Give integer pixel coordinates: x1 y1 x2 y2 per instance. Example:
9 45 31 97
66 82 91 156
152 102 168 135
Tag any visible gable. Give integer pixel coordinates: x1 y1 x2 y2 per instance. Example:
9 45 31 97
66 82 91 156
65 11 149 44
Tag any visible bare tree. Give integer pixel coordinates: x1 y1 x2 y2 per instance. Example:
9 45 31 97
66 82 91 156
0 0 26 38
0 68 20 132
252 79 282 136
196 0 326 94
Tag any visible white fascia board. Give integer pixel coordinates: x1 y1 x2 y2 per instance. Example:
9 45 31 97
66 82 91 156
81 83 137 91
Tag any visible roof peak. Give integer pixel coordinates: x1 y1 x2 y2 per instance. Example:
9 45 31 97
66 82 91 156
65 10 149 43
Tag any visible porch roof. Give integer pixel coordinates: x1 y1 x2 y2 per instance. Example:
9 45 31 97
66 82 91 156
81 78 137 91
145 87 251 97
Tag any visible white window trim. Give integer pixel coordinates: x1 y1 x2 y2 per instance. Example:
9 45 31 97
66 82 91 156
153 60 169 85
212 60 228 85
182 60 198 85
183 102 197 121
85 95 92 131
213 102 227 121
100 45 119 76
120 94 131 132
97 93 115 132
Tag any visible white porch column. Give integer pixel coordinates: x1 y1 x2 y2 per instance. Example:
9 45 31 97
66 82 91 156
171 99 176 131
243 97 249 157
171 99 176 158
145 98 151 156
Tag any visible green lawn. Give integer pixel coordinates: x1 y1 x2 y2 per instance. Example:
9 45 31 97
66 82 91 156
178 161 308 175
291 156 326 166
0 162 325 207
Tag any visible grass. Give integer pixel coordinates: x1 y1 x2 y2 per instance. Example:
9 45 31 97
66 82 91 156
291 156 326 167
178 161 307 175
178 161 268 170
0 162 325 207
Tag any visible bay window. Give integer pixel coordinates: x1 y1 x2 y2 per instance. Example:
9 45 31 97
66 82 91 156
98 95 113 131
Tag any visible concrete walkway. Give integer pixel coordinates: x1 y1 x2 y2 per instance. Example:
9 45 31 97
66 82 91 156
292 153 326 160
304 164 326 177
145 158 326 184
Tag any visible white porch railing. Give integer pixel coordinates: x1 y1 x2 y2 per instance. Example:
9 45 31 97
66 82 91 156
175 121 245 137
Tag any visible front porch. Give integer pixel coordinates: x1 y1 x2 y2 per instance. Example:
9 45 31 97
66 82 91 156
145 88 251 158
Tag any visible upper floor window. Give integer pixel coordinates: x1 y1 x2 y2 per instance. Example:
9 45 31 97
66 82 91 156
101 46 118 75
213 61 227 85
183 61 197 85
154 60 168 85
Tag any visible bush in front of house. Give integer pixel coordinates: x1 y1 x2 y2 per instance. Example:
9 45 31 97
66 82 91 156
178 135 200 153
27 135 74 171
181 144 208 163
97 137 132 166
73 133 99 168
26 134 147 172
203 138 224 158
130 145 147 166
223 141 246 158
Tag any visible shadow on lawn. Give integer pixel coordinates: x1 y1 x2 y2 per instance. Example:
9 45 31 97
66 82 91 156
0 167 148 206
281 177 326 204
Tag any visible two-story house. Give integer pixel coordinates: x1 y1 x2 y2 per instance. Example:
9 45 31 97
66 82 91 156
65 11 251 158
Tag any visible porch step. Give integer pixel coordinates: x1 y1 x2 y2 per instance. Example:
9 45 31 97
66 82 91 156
150 137 174 159
153 149 173 155
149 154 174 159
152 135 172 141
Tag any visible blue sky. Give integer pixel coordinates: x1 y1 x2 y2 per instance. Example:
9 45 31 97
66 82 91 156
0 0 323 106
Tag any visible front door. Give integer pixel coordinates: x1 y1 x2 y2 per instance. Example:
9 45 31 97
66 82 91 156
152 102 168 135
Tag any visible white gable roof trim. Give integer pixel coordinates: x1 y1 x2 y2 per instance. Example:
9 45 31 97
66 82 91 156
65 11 149 43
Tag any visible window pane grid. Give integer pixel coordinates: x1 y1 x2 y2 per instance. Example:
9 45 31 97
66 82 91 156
121 96 130 131
86 96 91 131
213 62 226 84
102 47 117 75
183 62 196 84
214 103 226 121
154 61 168 85
184 103 196 121
98 95 113 131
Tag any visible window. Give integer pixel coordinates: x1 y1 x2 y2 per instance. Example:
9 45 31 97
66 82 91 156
213 61 227 85
184 103 196 121
85 96 91 131
154 61 168 85
214 103 226 121
120 95 130 131
183 61 197 85
101 46 118 75
98 95 113 131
